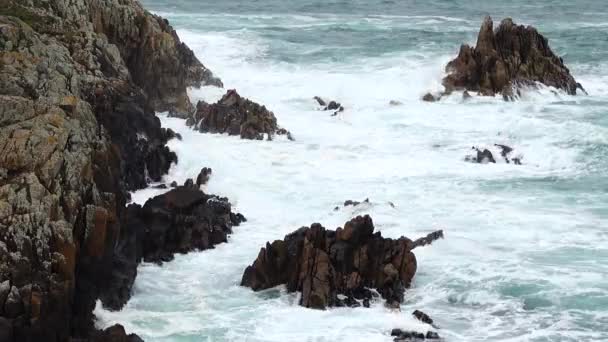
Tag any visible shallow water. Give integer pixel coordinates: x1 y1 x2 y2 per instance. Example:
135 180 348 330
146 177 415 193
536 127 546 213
95 1 608 340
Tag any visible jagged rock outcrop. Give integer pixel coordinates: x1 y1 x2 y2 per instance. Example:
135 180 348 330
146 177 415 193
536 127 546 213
189 89 293 140
100 185 245 310
439 16 584 99
0 0 221 115
241 215 443 309
0 0 220 340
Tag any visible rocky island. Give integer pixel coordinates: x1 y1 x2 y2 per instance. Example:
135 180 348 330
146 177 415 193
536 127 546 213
425 16 585 101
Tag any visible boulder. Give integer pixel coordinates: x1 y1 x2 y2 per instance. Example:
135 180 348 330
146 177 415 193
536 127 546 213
190 90 292 140
441 16 584 98
241 215 443 309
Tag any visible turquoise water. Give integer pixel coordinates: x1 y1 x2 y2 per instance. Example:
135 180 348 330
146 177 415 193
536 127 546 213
96 1 608 341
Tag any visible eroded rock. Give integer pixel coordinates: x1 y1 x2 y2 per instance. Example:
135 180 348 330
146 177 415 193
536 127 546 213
190 89 292 140
100 185 245 310
241 215 443 309
441 16 584 98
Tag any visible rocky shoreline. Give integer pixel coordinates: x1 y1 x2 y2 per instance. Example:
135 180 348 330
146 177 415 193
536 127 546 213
0 0 228 340
0 1 587 341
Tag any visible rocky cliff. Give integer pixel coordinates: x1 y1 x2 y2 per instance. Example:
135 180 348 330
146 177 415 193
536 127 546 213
0 0 221 340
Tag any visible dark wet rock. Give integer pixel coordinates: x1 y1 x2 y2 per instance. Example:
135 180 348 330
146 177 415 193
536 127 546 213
170 181 178 188
334 198 370 211
389 100 403 106
241 215 443 310
314 97 345 115
163 128 182 141
276 128 295 141
441 16 584 98
345 198 369 207
196 167 213 187
88 82 178 190
326 101 341 111
466 147 497 164
314 96 327 107
99 185 245 310
465 145 523 165
190 89 291 140
93 324 143 342
152 184 168 189
391 329 440 341
184 178 195 188
0 317 12 341
494 144 515 163
413 310 434 325
422 93 439 102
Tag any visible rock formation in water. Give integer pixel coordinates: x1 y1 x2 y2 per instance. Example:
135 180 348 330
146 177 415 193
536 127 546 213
429 16 584 100
465 145 522 165
391 310 440 341
100 184 245 310
0 0 222 340
241 215 443 309
189 89 293 140
314 96 344 116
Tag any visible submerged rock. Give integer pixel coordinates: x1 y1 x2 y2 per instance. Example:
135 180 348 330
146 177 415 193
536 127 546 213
391 329 440 341
190 89 292 140
333 198 371 211
441 16 585 98
93 324 144 342
422 93 440 102
465 145 523 165
241 215 443 309
314 96 345 115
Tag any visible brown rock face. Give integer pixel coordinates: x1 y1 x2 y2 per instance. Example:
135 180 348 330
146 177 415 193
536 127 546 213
241 215 439 309
442 16 584 98
189 89 292 140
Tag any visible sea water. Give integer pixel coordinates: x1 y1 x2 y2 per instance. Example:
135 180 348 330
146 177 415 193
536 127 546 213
95 0 608 340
